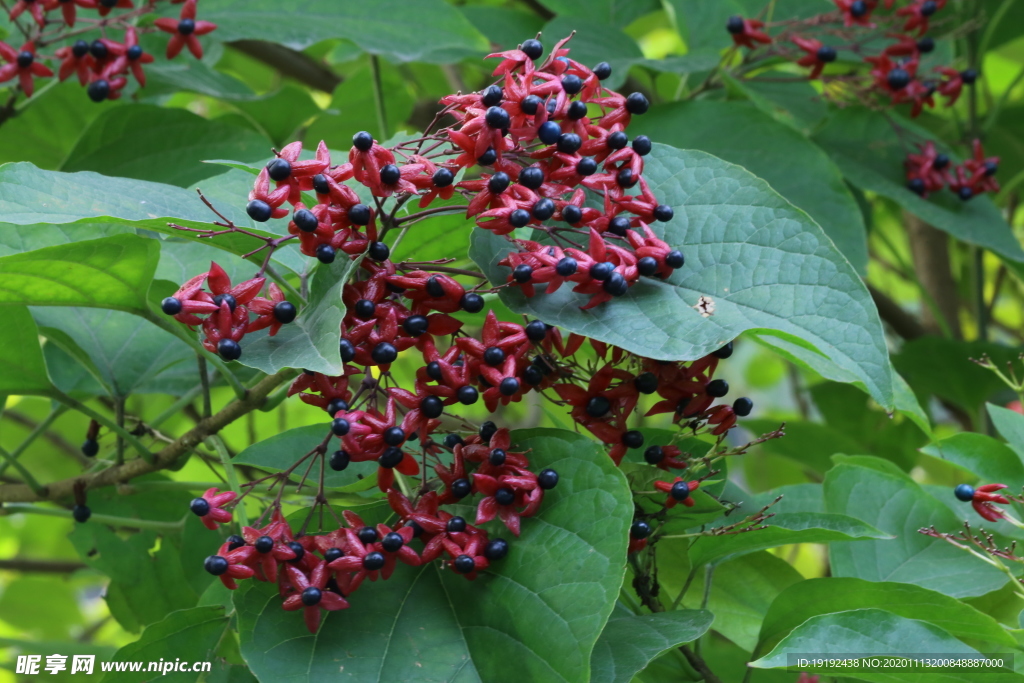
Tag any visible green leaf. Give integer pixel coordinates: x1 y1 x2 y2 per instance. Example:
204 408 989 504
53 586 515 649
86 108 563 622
989 404 1024 461
538 0 659 26
687 512 889 567
234 255 355 375
144 59 258 101
69 524 200 632
590 607 714 683
812 108 1024 264
304 58 416 150
234 85 321 147
0 162 245 225
0 221 134 258
0 81 110 169
723 74 829 135
195 0 489 62
540 17 645 90
893 337 1020 415
460 6 545 52
31 307 199 398
681 551 803 652
0 162 305 276
824 458 1011 598
469 144 893 409
751 608 1021 682
102 606 230 683
758 577 1018 656
0 306 52 395
236 428 633 683
0 234 159 315
62 106 271 187
232 424 377 490
921 432 1024 485
630 101 867 271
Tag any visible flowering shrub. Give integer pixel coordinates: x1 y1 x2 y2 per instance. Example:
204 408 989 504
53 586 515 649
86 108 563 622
1 1 1023 682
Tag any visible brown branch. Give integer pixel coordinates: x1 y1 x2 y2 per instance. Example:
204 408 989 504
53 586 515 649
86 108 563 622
0 558 87 573
868 285 926 340
0 369 296 504
904 212 962 339
679 645 725 683
227 40 342 92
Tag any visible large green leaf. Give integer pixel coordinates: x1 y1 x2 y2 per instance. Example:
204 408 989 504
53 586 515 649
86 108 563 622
824 457 1010 598
989 404 1024 461
234 255 354 375
62 106 271 187
101 606 231 683
69 524 200 632
0 221 134 258
235 428 633 683
893 337 1021 415
537 0 659 26
193 0 489 62
813 108 1024 264
0 234 159 314
590 607 714 683
232 424 377 490
0 162 304 274
0 81 110 169
757 578 1018 655
687 511 889 567
0 306 52 395
469 144 893 409
680 551 803 652
31 307 199 398
631 101 868 271
921 433 1024 485
751 608 1022 682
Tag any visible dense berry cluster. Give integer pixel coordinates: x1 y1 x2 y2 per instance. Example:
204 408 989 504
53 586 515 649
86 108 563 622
905 139 999 200
2 0 215 101
725 0 997 201
160 263 296 360
164 34 754 634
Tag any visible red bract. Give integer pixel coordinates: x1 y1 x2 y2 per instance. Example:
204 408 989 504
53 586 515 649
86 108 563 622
154 0 216 59
0 42 53 97
193 487 236 530
727 16 772 49
283 562 349 634
971 484 1010 522
654 478 700 508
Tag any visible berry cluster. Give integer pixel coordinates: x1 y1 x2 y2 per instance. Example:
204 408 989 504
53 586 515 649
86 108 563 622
159 262 296 360
724 1 998 202
905 139 999 200
2 0 215 101
727 1 969 117
163 34 755 634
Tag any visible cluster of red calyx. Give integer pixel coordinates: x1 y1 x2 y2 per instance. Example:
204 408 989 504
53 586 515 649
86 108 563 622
728 1 969 117
725 2 998 203
159 262 296 360
193 494 514 633
170 35 754 634
953 483 1013 522
905 140 999 200
2 0 215 101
